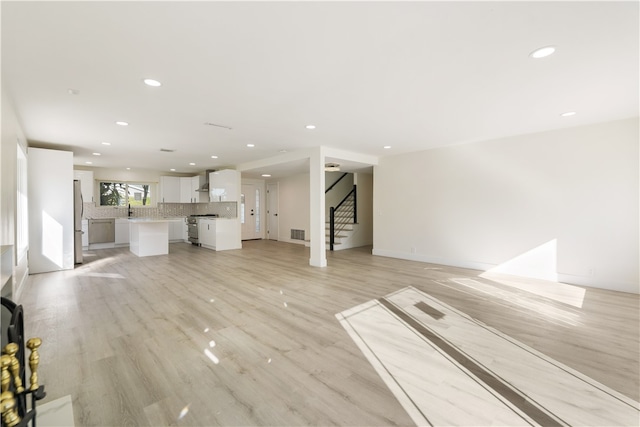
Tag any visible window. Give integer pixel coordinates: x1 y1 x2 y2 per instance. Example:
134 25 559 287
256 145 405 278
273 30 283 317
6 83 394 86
99 182 153 206
255 188 260 233
16 143 28 260
240 193 245 224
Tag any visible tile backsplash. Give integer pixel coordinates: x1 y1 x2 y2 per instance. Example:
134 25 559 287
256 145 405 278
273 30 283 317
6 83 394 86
84 202 237 219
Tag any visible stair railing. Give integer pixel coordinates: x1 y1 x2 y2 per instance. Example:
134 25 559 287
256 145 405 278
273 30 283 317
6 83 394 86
325 172 348 193
329 185 357 250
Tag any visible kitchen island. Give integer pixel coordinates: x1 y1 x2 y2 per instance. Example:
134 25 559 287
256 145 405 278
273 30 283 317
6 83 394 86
129 218 170 257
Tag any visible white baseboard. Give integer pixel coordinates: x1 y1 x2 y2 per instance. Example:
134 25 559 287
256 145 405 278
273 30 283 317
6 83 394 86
371 248 639 294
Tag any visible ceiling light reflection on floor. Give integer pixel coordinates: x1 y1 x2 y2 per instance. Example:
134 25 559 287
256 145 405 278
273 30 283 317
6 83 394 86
209 340 215 348
204 349 219 364
178 404 190 420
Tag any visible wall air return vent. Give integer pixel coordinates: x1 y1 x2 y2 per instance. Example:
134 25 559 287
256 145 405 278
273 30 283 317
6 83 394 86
160 148 175 152
291 229 305 241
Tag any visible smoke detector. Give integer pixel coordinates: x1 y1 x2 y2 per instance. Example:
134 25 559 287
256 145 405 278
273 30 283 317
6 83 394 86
325 163 340 172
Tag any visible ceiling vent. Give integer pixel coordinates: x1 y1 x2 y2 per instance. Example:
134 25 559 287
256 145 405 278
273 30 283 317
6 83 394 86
204 122 232 130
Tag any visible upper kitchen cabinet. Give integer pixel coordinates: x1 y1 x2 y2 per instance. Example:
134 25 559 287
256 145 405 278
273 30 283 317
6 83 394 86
210 169 239 202
180 177 196 203
164 176 208 203
160 176 181 203
73 170 94 203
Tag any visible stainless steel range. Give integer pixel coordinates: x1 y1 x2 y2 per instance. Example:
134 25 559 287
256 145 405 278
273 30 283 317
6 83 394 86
187 214 218 245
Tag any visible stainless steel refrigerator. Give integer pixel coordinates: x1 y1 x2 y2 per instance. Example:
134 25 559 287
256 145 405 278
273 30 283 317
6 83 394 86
74 180 83 264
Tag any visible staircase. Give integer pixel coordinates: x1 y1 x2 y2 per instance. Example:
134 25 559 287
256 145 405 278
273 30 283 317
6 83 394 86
327 188 357 250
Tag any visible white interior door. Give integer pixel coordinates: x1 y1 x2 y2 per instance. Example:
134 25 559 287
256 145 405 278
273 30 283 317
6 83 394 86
241 184 261 240
267 183 279 241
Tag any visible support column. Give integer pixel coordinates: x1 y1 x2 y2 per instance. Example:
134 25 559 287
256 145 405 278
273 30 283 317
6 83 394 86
309 147 327 267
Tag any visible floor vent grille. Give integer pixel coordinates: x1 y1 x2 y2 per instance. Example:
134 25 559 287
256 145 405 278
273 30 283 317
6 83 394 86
291 229 305 241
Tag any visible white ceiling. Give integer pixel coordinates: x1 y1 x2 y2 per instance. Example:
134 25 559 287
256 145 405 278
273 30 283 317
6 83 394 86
2 1 638 178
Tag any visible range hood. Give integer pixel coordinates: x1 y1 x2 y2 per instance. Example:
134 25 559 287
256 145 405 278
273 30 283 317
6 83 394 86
196 169 216 192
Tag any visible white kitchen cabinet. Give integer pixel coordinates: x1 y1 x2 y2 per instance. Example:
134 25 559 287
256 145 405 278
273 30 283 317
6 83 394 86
180 177 196 203
81 220 89 248
168 219 187 242
209 169 239 201
165 176 205 203
29 148 74 273
214 219 241 250
198 218 241 251
115 219 130 246
198 218 216 248
74 170 94 203
160 176 181 203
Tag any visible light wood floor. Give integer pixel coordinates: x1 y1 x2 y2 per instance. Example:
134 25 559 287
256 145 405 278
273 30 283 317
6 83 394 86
17 241 639 426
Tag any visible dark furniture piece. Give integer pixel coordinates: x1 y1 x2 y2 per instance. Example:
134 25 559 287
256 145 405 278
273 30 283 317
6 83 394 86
1 297 46 427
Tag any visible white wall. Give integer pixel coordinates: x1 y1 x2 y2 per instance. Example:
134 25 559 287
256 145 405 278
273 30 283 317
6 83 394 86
277 173 310 244
373 118 639 294
352 172 373 247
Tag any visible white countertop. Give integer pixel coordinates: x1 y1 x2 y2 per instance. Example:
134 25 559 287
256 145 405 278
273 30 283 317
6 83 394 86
128 218 184 223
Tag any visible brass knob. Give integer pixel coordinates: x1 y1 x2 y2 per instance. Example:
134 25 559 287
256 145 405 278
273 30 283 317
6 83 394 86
0 356 11 394
2 344 23 394
0 391 20 427
26 338 42 391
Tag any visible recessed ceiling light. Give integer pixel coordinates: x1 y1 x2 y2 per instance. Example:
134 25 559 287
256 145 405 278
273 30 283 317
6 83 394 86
143 78 162 87
116 121 129 126
126 167 131 170
189 162 196 166
261 174 271 177
383 145 391 149
211 155 218 159
92 152 101 156
305 125 316 130
101 142 111 146
85 161 93 165
247 144 255 148
67 89 79 95
529 46 556 59
170 168 176 172
560 111 576 117
279 149 288 153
